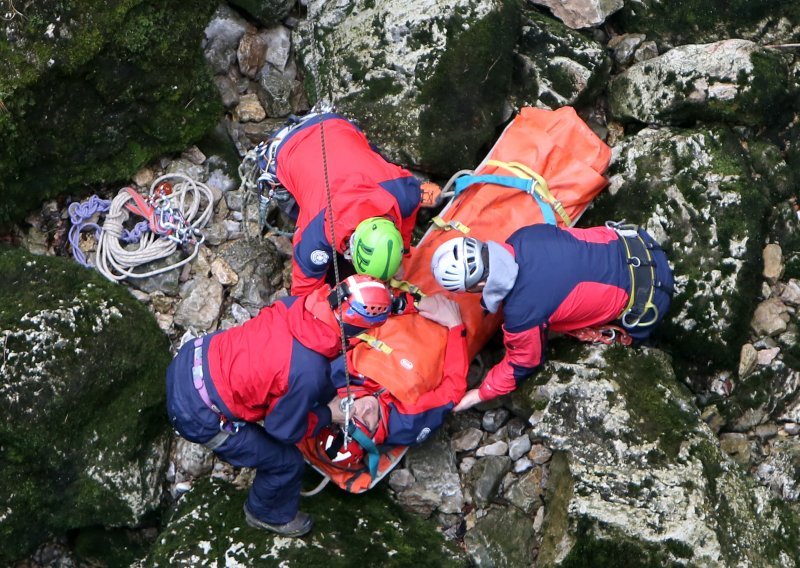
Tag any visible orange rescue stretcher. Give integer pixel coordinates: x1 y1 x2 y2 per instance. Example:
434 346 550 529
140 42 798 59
298 106 612 493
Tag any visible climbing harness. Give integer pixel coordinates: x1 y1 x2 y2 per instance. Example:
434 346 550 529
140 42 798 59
605 220 661 329
190 336 245 450
69 173 213 282
238 145 295 239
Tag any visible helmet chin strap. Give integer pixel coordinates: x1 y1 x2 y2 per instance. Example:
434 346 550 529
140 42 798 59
320 116 356 448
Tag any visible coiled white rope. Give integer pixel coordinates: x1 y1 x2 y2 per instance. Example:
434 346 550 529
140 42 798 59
94 173 213 281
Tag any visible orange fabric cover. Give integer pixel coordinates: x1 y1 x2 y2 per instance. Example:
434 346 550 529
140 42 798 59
354 106 611 398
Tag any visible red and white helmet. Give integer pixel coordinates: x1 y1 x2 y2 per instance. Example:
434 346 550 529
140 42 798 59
431 237 486 292
328 274 392 332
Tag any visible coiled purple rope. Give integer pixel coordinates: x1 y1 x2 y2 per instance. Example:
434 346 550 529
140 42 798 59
68 195 150 267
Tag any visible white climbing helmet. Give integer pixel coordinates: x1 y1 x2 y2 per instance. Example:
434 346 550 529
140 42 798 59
431 237 486 292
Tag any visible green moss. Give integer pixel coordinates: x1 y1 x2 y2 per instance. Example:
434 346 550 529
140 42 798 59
417 0 521 174
147 476 466 566
559 517 685 568
0 0 221 228
0 247 171 563
604 347 696 459
610 0 800 47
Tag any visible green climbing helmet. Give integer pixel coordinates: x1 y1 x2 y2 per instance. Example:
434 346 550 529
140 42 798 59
349 217 403 281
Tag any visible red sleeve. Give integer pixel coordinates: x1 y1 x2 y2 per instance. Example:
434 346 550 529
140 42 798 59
394 324 468 413
479 324 545 401
290 256 326 296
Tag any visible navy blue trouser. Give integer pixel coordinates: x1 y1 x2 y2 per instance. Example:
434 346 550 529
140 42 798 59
166 340 304 525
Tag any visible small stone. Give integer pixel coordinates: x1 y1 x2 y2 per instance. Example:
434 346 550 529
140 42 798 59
633 40 658 62
211 257 239 286
476 440 508 457
506 417 527 439
388 468 415 492
181 146 207 165
133 166 156 189
762 281 773 299
482 408 510 433
719 433 751 464
751 298 789 337
757 347 781 366
513 457 534 474
763 243 784 284
738 343 758 378
128 289 151 303
234 93 267 123
783 423 800 436
230 303 251 324
527 444 553 465
780 279 800 306
509 435 532 461
754 424 779 441
459 457 477 474
155 312 173 333
528 410 544 427
452 428 483 452
700 405 725 434
533 506 545 532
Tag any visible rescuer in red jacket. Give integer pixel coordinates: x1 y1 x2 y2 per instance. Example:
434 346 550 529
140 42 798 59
431 221 674 411
256 108 425 295
165 275 392 537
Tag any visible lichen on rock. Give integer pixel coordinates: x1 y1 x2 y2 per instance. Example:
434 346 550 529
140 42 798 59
0 247 172 563
295 0 520 175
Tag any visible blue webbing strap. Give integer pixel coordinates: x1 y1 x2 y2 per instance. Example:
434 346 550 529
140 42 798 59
453 174 557 226
349 423 380 479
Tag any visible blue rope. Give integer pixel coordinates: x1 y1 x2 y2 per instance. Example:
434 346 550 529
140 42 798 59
68 195 150 267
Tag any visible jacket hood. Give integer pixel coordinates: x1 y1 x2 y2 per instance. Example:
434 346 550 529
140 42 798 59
285 286 342 359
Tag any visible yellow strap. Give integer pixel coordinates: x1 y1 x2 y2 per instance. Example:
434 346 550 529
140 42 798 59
389 278 427 299
431 216 471 234
485 159 572 226
355 333 393 354
617 236 657 322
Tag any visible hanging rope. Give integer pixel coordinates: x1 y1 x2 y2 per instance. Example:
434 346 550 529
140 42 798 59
319 117 357 449
69 173 213 281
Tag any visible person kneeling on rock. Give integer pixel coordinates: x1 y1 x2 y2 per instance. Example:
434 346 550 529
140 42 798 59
430 221 675 411
165 274 392 537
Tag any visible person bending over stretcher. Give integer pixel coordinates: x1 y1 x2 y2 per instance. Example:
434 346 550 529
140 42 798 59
255 108 440 295
309 295 468 470
431 221 675 411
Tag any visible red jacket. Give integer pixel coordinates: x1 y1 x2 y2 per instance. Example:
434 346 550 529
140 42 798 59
274 113 421 295
206 288 341 441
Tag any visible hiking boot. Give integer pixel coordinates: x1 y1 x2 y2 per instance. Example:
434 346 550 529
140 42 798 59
243 503 313 537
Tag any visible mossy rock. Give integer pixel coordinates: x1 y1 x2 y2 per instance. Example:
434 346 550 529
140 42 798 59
526 343 800 567
226 0 295 26
295 0 520 176
609 0 800 48
770 200 800 280
142 476 467 567
0 247 171 564
512 8 611 110
0 0 221 228
607 41 792 128
581 126 770 383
